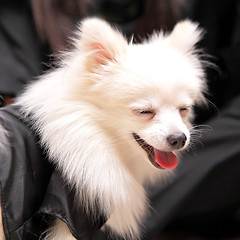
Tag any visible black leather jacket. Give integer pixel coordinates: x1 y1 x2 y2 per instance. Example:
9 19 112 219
0 105 105 240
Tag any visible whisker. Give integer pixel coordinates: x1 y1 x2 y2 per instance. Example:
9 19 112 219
187 124 213 152
206 100 221 117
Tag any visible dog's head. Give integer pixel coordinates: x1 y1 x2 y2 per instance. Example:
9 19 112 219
68 18 207 170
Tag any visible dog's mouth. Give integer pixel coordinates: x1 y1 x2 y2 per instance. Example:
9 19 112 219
132 133 178 169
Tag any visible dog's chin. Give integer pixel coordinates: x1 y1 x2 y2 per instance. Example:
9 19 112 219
132 133 178 170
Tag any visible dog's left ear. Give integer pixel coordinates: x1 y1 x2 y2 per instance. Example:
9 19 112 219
169 20 203 53
76 18 127 73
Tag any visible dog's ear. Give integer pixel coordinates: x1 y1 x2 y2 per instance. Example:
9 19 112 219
169 20 203 53
76 18 127 73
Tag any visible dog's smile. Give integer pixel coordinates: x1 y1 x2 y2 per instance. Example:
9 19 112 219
132 133 178 169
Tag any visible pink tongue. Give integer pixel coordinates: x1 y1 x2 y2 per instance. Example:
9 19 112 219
154 149 178 169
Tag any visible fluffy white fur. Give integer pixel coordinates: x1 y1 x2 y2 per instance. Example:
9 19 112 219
1 18 206 239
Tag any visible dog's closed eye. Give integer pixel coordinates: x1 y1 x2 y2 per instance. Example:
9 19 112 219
133 109 156 120
137 110 154 114
179 106 190 118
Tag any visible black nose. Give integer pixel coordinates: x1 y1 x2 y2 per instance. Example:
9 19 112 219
167 133 187 149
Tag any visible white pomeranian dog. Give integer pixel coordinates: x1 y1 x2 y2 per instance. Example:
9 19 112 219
0 18 207 239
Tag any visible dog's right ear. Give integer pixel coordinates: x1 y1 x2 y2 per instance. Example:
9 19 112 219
169 20 204 53
75 18 127 73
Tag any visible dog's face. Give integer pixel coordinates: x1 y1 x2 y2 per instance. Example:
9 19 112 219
69 18 206 169
128 81 195 169
124 44 204 169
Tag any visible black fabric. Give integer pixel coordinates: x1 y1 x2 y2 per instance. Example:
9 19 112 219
0 105 105 240
39 171 106 240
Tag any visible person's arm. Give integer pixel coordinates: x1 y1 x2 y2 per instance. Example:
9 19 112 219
0 202 6 240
